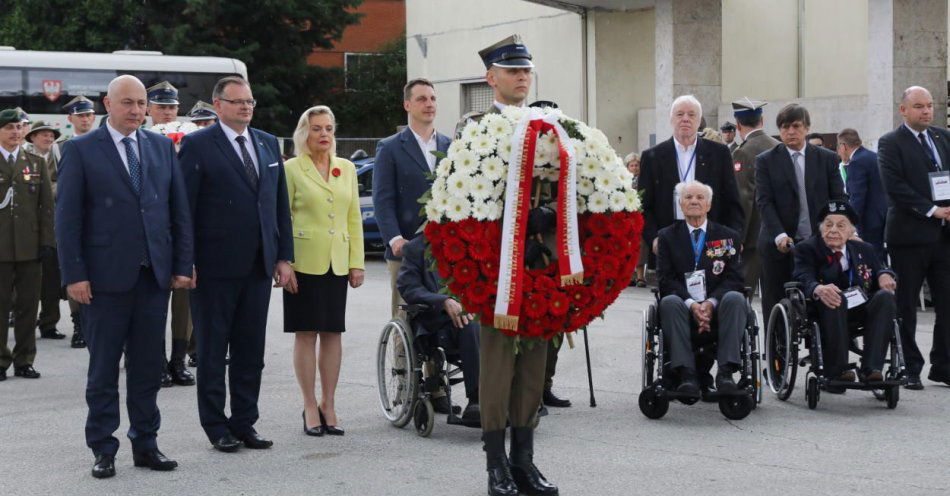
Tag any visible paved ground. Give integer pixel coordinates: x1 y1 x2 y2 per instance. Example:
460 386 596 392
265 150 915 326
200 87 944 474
2 256 948 495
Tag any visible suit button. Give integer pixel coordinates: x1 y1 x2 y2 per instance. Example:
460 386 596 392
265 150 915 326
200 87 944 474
328 213 335 219
329 229 335 235
327 197 333 202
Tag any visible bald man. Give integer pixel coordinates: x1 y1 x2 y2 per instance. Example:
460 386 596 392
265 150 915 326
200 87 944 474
56 75 193 478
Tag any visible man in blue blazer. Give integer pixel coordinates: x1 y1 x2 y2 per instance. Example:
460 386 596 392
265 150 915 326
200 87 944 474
56 75 193 478
373 78 451 317
837 128 888 261
178 76 294 453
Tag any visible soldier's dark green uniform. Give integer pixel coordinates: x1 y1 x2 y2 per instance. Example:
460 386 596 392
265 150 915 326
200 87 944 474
0 109 54 380
460 35 558 496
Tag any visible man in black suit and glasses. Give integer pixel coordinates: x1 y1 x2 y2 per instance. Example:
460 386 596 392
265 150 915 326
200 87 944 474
755 103 846 325
878 86 950 390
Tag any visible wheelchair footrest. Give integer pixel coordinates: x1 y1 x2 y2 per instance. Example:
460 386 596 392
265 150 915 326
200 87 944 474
824 379 902 391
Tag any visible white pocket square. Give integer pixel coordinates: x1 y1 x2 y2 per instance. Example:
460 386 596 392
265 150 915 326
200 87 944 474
267 162 279 168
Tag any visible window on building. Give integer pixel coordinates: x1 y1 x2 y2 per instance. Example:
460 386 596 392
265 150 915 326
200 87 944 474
461 81 493 117
345 52 382 91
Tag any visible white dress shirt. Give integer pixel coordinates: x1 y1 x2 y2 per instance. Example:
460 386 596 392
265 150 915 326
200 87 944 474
673 137 698 220
0 145 19 164
220 122 259 173
105 120 139 174
410 127 437 172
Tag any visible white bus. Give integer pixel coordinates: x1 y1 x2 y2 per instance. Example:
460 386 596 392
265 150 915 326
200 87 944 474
0 47 247 138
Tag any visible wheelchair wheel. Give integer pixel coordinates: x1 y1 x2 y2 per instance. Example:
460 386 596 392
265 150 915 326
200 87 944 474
638 389 669 419
376 319 418 428
413 398 435 437
766 300 798 401
806 376 819 410
718 395 753 420
641 306 658 390
885 386 899 409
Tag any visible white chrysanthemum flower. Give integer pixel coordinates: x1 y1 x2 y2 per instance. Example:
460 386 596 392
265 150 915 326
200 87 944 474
585 138 605 158
576 196 587 214
577 177 595 195
462 122 480 142
616 167 634 186
534 147 552 167
609 191 627 211
180 122 199 134
482 114 513 138
496 136 513 161
425 203 441 222
469 176 493 200
481 155 505 181
625 190 641 211
448 139 466 156
453 149 479 175
435 194 451 212
493 180 506 198
445 197 472 222
471 133 497 157
501 105 526 122
446 172 473 198
579 156 600 178
588 191 608 213
472 201 491 221
571 138 586 159
487 201 503 220
595 170 620 190
436 158 453 176
432 176 448 196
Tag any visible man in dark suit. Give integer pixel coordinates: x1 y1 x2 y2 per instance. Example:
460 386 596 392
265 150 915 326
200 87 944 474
656 181 746 395
792 201 897 390
878 85 950 390
396 234 480 425
178 76 294 452
56 75 193 478
837 128 887 261
639 95 745 264
374 78 451 318
755 103 847 323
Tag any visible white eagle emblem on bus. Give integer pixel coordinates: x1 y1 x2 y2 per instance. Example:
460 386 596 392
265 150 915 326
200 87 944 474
43 80 62 102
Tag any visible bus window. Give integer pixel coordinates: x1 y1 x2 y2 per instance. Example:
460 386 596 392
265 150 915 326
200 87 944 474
0 69 23 110
26 69 114 114
125 71 238 113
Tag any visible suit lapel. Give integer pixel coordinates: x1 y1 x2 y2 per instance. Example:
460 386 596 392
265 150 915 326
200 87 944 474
694 139 709 184
300 154 333 194
928 127 948 171
898 125 938 172
661 139 679 186
137 129 152 190
249 128 270 195
95 127 136 194
400 127 431 174
776 146 799 200
212 124 256 193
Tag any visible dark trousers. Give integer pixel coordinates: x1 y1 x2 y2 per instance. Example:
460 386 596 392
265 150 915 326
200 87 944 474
543 337 562 391
439 321 480 400
758 239 795 326
890 234 950 376
37 250 62 330
863 227 887 266
479 328 547 432
83 267 167 456
0 260 41 369
816 290 895 376
192 272 271 442
660 291 746 371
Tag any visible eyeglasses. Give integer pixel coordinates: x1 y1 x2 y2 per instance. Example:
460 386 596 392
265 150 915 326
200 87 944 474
219 98 257 108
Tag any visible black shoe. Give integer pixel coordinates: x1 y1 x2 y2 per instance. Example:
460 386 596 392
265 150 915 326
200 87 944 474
14 365 40 379
236 430 274 448
927 368 950 386
160 368 173 388
39 328 66 339
715 370 738 394
700 385 717 403
509 427 559 495
905 375 924 390
303 410 324 437
317 407 344 436
676 369 700 396
188 355 197 368
71 332 87 349
461 400 481 427
211 434 242 452
542 389 572 408
91 454 115 479
483 430 519 496
432 395 451 414
168 359 195 386
132 449 178 471
860 369 884 383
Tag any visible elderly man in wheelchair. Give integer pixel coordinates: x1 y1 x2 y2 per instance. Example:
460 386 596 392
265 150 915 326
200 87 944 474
394 233 481 427
790 201 898 393
656 181 748 400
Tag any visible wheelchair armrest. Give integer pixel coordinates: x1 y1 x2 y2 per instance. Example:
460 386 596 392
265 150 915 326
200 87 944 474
650 288 660 295
783 282 802 290
399 303 431 319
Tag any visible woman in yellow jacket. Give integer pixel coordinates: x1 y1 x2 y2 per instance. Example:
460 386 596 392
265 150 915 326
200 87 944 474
283 105 364 437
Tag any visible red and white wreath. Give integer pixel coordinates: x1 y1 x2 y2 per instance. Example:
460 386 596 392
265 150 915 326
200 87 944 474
424 106 643 339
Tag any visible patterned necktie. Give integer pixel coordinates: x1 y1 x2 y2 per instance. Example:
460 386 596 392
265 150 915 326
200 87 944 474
792 152 811 239
235 135 259 189
121 137 142 194
833 250 843 268
917 132 941 170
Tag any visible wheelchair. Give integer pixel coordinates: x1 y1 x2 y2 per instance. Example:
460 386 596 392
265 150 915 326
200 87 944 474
764 282 906 410
376 304 471 437
638 288 762 420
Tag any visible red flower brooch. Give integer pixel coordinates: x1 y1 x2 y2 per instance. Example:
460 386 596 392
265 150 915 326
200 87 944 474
331 167 341 177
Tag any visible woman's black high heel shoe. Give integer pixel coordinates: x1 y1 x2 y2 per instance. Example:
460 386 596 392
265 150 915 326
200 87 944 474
303 410 324 437
318 407 345 436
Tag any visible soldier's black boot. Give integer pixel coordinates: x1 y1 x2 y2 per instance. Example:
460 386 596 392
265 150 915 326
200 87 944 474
483 430 518 496
168 339 195 386
70 312 87 348
509 427 559 496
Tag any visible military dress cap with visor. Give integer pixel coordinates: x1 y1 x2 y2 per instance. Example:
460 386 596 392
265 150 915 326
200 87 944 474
14 107 30 123
732 97 767 118
147 81 179 105
817 200 860 226
62 95 96 115
479 35 535 69
720 121 736 132
24 121 61 142
187 100 217 122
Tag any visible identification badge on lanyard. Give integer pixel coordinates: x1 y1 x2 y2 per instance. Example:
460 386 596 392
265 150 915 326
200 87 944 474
686 270 706 302
843 286 867 309
673 147 698 220
930 171 950 201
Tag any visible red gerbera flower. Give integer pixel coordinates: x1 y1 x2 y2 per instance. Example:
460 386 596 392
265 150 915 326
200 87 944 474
548 292 570 316
425 223 443 245
443 238 467 262
533 275 557 291
470 238 493 261
453 259 479 285
484 221 501 245
587 214 610 236
567 284 592 307
600 255 621 276
467 281 491 304
480 259 499 279
436 260 452 279
583 236 609 256
458 218 481 242
523 293 549 318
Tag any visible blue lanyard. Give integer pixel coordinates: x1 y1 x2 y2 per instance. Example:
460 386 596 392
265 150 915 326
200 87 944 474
678 146 697 183
691 229 706 270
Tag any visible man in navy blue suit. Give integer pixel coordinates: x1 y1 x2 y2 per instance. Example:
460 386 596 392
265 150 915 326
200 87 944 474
373 78 451 317
56 75 193 478
178 76 294 452
837 128 887 261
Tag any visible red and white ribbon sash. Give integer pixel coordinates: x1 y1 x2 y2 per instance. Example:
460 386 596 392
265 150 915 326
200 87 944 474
494 109 583 331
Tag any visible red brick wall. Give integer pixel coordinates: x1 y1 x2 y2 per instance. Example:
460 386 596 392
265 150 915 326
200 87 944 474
307 0 406 68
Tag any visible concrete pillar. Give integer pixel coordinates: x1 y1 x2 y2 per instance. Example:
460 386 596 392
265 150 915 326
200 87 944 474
654 0 722 141
866 0 947 146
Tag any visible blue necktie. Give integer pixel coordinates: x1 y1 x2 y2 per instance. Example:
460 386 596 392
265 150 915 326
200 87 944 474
918 132 941 170
121 136 142 194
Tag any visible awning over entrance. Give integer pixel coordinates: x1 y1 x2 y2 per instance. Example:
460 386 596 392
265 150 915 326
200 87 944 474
525 0 655 13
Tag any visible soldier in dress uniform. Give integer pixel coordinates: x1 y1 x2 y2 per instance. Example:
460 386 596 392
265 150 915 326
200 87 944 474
24 121 67 339
720 121 737 152
730 98 778 293
145 81 194 387
56 95 98 348
187 101 217 128
0 109 54 381
456 35 558 496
